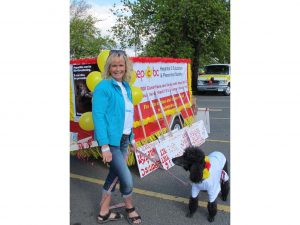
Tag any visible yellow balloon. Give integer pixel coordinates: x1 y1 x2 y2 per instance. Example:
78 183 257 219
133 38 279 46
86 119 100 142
97 50 110 72
86 71 102 92
129 71 136 85
78 112 94 131
131 86 143 105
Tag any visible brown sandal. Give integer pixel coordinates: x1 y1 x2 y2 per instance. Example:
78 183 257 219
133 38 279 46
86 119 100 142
97 210 123 224
125 207 142 224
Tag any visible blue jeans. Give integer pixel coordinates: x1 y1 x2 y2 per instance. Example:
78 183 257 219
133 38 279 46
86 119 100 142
102 134 133 197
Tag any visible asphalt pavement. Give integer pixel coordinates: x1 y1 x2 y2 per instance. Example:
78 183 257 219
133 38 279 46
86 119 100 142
70 93 230 225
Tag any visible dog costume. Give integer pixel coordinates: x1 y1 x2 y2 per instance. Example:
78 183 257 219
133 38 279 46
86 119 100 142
192 151 229 202
172 148 229 222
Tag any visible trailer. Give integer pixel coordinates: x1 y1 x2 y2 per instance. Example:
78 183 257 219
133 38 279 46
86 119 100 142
70 54 200 165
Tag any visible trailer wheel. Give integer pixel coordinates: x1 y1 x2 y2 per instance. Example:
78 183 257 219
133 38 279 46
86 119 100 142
171 117 182 130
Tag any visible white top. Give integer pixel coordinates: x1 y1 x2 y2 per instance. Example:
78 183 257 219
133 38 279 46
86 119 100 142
191 151 229 202
117 81 134 135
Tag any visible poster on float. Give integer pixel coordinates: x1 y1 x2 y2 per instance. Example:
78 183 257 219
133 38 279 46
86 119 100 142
71 63 99 120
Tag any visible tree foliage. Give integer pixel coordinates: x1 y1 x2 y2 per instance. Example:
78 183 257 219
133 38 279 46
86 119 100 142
70 0 116 59
111 0 230 90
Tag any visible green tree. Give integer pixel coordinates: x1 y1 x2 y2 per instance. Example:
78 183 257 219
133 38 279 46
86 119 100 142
111 0 230 90
70 0 116 59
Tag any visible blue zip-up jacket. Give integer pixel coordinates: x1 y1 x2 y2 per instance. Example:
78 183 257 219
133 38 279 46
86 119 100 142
92 78 134 146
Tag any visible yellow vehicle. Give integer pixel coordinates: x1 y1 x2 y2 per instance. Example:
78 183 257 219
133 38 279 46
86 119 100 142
197 64 230 96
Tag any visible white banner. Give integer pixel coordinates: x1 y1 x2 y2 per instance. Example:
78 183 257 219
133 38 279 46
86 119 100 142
186 120 208 146
155 128 191 170
132 62 188 102
135 120 208 175
135 140 160 178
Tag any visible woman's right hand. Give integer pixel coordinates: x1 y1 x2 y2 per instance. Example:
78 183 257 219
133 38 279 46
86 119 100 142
102 151 112 163
101 145 112 163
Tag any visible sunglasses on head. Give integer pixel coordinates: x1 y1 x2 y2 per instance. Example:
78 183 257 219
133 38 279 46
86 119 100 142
109 49 127 57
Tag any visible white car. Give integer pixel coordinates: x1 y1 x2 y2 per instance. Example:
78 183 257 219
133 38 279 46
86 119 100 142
197 64 230 96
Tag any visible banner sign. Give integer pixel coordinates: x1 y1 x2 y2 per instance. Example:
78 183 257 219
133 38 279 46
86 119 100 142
133 62 188 101
135 140 160 178
155 127 192 170
135 120 208 176
132 62 190 121
170 127 192 150
185 120 208 146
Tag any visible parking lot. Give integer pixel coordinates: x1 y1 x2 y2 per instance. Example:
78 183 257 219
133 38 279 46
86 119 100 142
70 93 230 225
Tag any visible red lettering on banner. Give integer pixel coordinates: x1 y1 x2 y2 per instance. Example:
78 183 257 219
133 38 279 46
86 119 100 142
141 162 159 177
147 148 156 157
159 148 172 170
188 127 204 146
137 153 148 165
164 161 170 170
160 148 167 155
161 154 169 163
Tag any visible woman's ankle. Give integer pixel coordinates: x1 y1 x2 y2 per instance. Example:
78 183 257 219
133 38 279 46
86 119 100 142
124 195 133 209
99 208 109 216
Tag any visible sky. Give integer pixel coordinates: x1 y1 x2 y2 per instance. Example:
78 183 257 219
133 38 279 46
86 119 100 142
85 0 137 56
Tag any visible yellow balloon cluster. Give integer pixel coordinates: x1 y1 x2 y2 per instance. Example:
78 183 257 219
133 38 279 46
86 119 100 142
131 86 143 105
79 112 94 131
86 71 102 92
97 50 110 73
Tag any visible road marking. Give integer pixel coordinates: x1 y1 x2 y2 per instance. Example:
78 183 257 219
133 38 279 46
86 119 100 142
211 117 230 120
208 107 230 109
70 173 230 213
198 108 222 112
206 139 230 143
198 99 230 102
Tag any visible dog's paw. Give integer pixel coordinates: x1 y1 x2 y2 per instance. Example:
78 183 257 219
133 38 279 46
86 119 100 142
221 195 227 201
208 216 214 222
186 212 193 218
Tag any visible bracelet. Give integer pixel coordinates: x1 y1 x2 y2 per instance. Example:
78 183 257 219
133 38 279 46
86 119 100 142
131 139 136 145
101 146 110 152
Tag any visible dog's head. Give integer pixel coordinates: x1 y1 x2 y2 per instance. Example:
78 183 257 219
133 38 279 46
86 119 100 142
172 147 206 183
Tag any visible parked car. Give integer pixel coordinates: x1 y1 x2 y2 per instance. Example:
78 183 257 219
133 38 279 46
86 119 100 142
197 64 230 96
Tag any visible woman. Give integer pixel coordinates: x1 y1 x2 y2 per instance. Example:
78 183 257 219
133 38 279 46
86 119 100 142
92 50 142 224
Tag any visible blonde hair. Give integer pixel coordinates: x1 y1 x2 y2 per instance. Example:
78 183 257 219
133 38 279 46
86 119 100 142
102 51 133 83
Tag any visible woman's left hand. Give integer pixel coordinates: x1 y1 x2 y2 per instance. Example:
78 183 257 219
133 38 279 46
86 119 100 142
129 142 137 152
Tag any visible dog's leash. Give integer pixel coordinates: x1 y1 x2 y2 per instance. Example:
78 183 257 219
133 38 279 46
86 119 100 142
136 149 189 186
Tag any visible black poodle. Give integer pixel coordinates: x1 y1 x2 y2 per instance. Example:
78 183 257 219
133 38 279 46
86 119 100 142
172 147 229 222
